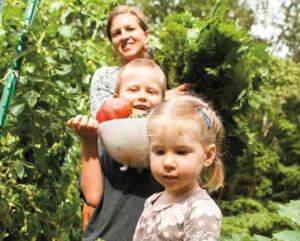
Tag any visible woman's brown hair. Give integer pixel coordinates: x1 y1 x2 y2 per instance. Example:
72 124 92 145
106 5 149 42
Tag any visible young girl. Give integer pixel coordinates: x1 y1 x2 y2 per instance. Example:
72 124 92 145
133 95 224 241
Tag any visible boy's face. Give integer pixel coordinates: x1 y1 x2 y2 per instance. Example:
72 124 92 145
116 66 164 115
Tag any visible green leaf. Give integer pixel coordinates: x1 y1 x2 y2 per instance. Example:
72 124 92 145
24 90 40 108
273 231 300 241
278 200 300 225
0 199 9 222
9 103 25 116
58 48 69 60
58 25 73 38
45 56 56 64
220 233 252 241
55 64 72 76
60 8 71 24
252 235 271 241
56 80 65 89
12 161 24 179
49 2 62 12
24 64 35 74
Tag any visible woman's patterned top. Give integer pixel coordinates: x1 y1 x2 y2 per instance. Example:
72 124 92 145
133 189 222 241
90 66 120 118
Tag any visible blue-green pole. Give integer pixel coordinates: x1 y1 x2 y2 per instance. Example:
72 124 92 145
0 0 39 135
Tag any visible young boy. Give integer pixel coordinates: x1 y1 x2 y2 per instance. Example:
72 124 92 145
68 58 166 241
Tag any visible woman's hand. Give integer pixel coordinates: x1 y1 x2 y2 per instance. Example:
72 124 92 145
82 203 95 231
67 115 99 143
165 83 193 100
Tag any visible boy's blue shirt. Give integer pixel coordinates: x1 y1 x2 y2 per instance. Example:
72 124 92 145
82 151 163 241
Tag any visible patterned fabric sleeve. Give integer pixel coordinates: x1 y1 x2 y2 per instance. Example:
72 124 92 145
89 66 120 118
183 199 222 241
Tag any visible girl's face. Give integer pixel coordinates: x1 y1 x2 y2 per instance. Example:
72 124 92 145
110 13 149 64
149 122 216 195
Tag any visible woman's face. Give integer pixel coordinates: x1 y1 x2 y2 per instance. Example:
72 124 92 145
110 13 149 64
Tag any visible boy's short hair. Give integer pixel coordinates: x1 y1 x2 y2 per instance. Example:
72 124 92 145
115 58 167 97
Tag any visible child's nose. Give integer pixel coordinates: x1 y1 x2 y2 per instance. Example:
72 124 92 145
137 91 147 101
163 155 176 170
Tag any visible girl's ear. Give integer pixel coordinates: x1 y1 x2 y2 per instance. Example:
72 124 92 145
203 144 216 167
113 93 118 98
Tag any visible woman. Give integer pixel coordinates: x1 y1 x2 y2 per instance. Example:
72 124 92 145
82 5 190 237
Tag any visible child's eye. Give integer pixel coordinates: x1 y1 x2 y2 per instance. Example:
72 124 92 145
128 87 137 92
151 149 164 155
176 150 189 155
155 150 165 155
147 89 159 95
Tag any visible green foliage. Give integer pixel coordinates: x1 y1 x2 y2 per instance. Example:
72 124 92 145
0 0 118 239
278 200 300 226
273 231 300 241
154 2 268 114
132 0 255 31
232 59 300 201
221 200 300 241
272 200 300 241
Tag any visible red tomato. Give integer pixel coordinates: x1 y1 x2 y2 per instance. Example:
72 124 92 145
96 98 132 123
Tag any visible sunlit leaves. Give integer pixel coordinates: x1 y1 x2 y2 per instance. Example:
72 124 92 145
0 0 117 240
9 103 25 116
273 231 300 241
278 200 300 226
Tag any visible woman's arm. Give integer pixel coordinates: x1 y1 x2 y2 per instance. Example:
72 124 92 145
81 133 104 207
82 203 95 231
68 115 104 207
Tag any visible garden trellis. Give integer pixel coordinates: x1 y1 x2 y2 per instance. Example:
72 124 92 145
0 0 38 135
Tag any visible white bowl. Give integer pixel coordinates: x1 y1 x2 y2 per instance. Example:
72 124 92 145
98 118 150 169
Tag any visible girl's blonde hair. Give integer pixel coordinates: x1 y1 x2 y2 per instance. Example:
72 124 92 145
106 5 149 42
147 95 225 192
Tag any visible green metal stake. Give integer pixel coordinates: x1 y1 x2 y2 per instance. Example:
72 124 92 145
0 0 38 135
